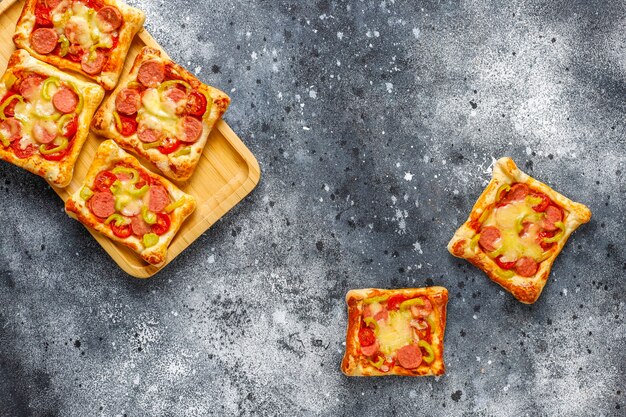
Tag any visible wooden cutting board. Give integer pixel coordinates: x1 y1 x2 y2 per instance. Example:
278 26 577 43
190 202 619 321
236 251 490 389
0 0 261 278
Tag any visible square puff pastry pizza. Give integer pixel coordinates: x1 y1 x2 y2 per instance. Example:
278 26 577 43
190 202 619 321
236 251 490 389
341 287 448 377
65 140 196 266
0 49 104 187
448 157 592 304
13 0 145 90
91 47 230 181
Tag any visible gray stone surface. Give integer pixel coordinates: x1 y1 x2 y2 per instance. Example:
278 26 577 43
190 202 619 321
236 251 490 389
0 0 625 415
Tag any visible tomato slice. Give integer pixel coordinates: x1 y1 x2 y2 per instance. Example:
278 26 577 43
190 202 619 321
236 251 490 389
538 231 556 250
531 192 550 212
61 115 78 139
41 147 70 161
186 90 207 117
134 170 152 189
494 255 516 270
11 142 36 159
118 114 138 137
93 170 117 192
157 137 181 155
110 222 132 238
386 294 407 311
151 213 171 235
358 327 376 347
34 3 53 27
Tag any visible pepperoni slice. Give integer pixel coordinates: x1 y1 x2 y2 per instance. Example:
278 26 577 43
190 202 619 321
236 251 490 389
93 171 117 192
360 340 379 357
131 215 152 237
137 60 165 88
31 28 58 54
165 87 187 103
11 141 36 159
32 120 57 144
137 125 162 143
409 298 433 318
18 74 45 101
81 51 106 75
531 192 550 212
515 256 539 277
397 344 422 369
358 327 376 347
478 226 501 252
115 88 141 115
506 183 530 202
543 205 563 231
179 116 203 143
0 118 22 144
89 191 115 218
148 185 170 212
185 90 207 117
96 6 123 32
373 309 388 322
52 87 78 114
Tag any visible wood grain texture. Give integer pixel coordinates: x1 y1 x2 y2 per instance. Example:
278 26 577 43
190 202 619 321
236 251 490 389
0 0 261 278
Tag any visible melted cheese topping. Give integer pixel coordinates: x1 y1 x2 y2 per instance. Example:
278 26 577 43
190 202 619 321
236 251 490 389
51 2 113 51
137 89 180 136
376 310 413 355
483 199 545 262
12 83 63 150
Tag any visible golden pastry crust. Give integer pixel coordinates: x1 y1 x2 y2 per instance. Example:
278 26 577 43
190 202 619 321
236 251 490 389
0 49 104 187
91 47 230 181
65 140 196 266
13 0 145 90
341 287 448 377
447 157 592 304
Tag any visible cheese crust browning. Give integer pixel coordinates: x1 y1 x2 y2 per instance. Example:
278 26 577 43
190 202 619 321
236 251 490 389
341 287 448 377
91 47 230 181
13 0 145 90
65 140 196 266
447 157 592 304
0 50 104 187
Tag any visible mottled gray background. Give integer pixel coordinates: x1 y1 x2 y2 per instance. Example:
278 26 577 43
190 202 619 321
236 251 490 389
0 0 624 416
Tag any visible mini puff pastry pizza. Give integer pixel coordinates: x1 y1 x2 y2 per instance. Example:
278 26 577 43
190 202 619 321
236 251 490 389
341 287 448 377
91 47 230 181
0 49 104 187
65 140 196 266
448 157 592 304
13 0 145 90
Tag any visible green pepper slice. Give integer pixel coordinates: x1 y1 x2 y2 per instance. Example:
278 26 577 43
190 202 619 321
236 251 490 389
141 206 157 225
67 82 84 113
363 295 388 304
368 356 385 369
425 315 436 330
399 297 425 311
173 147 191 157
543 221 565 243
114 194 131 212
495 268 515 279
495 183 511 202
469 234 480 251
142 140 163 150
41 76 60 101
158 79 192 94
0 95 24 120
164 198 185 213
418 340 435 364
58 35 70 57
39 138 68 155
56 113 74 133
80 186 94 201
129 184 150 197
0 132 9 147
363 317 378 331
112 166 140 184
104 214 128 227
143 233 159 248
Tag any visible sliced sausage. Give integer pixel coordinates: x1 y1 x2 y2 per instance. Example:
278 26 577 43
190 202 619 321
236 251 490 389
543 205 563 231
131 215 152 236
148 185 170 212
515 256 539 277
165 86 186 103
478 226 501 252
30 28 58 54
81 50 106 75
373 309 388 322
89 191 115 218
32 120 57 144
137 125 162 143
96 6 123 32
360 340 379 357
0 118 22 144
52 87 78 114
179 116 203 143
397 344 422 369
137 60 165 88
115 88 141 115
410 298 433 319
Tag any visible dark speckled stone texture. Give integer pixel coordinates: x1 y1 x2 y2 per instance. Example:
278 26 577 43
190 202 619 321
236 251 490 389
1 0 625 416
